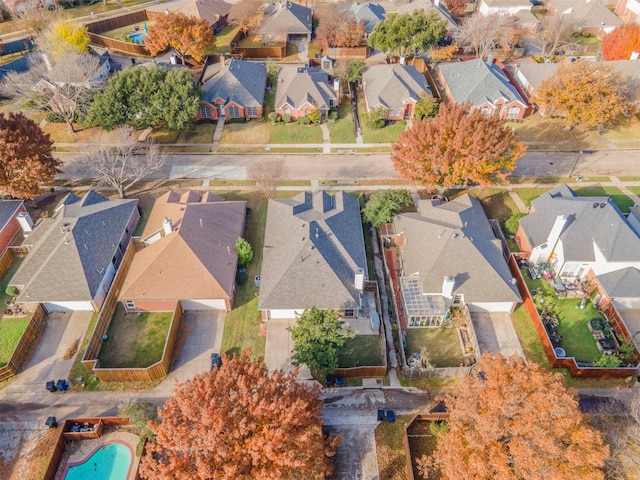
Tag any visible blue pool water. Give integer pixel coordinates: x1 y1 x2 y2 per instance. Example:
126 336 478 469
128 32 146 45
65 442 131 480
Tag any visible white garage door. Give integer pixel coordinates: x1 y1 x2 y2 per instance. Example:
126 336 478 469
44 301 95 312
468 302 516 313
268 309 302 319
180 299 227 310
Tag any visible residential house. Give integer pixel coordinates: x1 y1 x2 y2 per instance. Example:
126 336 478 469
389 195 521 325
0 200 26 255
478 0 532 15
119 191 246 312
197 59 266 121
260 1 313 42
437 57 532 119
349 2 386 34
259 191 368 320
362 64 431 120
515 184 640 310
10 191 139 312
397 0 458 35
179 0 233 33
274 66 338 121
615 0 640 23
548 0 623 37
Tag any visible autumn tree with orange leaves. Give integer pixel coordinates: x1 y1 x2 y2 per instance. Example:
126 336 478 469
314 5 366 50
602 23 640 60
0 112 60 199
139 352 339 480
419 354 609 480
534 60 631 131
391 103 525 190
144 12 215 64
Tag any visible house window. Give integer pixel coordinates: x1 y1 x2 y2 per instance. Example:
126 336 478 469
125 300 136 309
200 107 212 118
389 108 404 118
284 106 291 116
507 107 520 118
481 106 492 116
228 106 240 118
246 107 258 116
344 309 355 317
329 98 336 107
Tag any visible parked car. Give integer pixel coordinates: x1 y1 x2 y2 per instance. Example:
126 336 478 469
211 353 222 370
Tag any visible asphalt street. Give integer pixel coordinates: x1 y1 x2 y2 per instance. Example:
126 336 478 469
56 149 640 182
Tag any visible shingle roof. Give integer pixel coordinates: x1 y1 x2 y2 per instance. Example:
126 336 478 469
363 64 431 111
482 0 531 7
260 1 313 35
11 191 138 303
202 59 266 108
259 191 368 310
549 0 623 27
393 194 521 304
396 0 458 31
348 2 386 33
506 61 558 92
275 66 337 110
119 191 246 302
0 200 23 232
598 267 640 299
519 184 640 263
438 58 527 107
180 0 233 25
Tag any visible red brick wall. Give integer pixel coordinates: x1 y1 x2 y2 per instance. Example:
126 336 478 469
514 225 532 256
0 204 24 254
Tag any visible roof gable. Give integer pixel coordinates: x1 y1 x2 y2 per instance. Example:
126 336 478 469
260 1 313 34
363 64 431 110
274 66 337 110
202 59 267 108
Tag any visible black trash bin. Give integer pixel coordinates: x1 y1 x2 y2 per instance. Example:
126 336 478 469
46 380 57 392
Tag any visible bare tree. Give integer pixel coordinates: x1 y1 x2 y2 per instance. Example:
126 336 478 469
456 13 522 58
248 159 285 199
529 13 576 61
229 0 263 36
78 127 166 198
12 0 61 39
0 52 101 134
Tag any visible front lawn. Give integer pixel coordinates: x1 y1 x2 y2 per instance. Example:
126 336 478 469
219 120 270 144
99 304 173 368
514 188 547 208
149 122 215 144
337 335 384 367
362 120 406 144
327 103 356 144
572 186 634 214
0 317 29 368
405 328 463 368
449 188 519 226
268 123 323 144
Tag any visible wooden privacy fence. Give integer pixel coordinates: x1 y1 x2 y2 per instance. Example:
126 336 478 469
90 302 182 382
508 255 638 378
0 248 14 278
42 427 66 480
0 304 46 382
231 44 286 59
326 46 370 58
85 10 152 55
335 365 387 378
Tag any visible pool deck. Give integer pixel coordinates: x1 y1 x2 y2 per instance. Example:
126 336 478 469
62 432 140 480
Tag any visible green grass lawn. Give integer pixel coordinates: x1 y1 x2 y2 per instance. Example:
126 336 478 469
99 304 173 368
0 256 24 317
514 188 547 208
212 25 241 54
219 191 300 360
375 414 413 480
337 335 384 367
511 305 551 368
0 317 29 368
268 123 323 144
149 122 215 144
554 300 603 363
405 328 463 368
69 312 101 390
327 103 356 144
362 120 406 144
628 186 640 196
572 186 634 213
449 188 519 226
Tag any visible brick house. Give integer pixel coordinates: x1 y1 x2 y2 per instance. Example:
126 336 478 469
274 66 338 121
0 200 26 255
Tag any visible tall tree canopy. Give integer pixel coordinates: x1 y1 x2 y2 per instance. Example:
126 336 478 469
391 103 525 189
139 352 339 480
418 354 609 480
363 189 413 227
456 13 522 58
601 23 640 61
443 0 472 15
0 113 60 199
534 60 631 131
368 10 447 57
314 5 366 50
528 13 576 61
85 65 201 130
229 0 263 35
12 0 61 39
42 20 90 60
0 53 101 134
288 307 356 374
144 12 215 64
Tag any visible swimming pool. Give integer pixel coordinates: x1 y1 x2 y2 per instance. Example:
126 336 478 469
128 32 146 45
65 442 132 480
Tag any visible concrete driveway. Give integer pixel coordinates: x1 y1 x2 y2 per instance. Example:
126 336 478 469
2 311 93 393
164 309 225 386
264 318 313 380
471 312 525 359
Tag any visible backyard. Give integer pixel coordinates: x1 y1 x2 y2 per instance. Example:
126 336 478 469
99 304 173 368
337 335 384 367
0 256 28 367
375 414 413 480
405 328 464 368
407 419 441 480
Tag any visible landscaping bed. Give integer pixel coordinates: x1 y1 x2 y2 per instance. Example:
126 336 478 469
404 328 463 368
99 304 173 368
337 335 383 368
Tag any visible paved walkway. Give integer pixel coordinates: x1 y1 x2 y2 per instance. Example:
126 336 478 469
319 123 331 153
611 176 640 206
508 189 528 213
211 117 225 153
